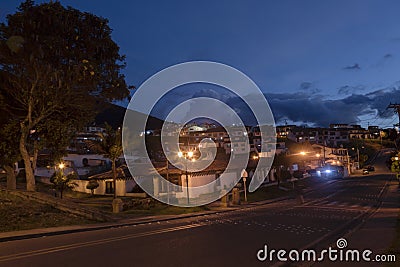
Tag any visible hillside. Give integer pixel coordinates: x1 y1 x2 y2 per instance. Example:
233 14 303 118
95 102 164 130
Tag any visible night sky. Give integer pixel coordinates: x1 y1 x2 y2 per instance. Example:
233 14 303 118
2 0 400 128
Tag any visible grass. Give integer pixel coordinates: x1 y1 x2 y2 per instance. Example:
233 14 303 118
245 184 291 202
0 190 95 232
244 176 324 203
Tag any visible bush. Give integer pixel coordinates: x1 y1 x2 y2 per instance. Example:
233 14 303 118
86 180 99 196
50 171 77 199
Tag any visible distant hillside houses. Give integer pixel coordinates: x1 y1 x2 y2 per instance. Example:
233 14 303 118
276 123 382 147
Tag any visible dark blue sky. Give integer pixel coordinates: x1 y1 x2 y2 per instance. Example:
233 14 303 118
2 1 400 127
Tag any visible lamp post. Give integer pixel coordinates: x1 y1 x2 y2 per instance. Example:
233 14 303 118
346 149 351 175
58 162 65 174
166 157 170 204
241 169 248 203
300 151 306 169
352 145 364 169
316 153 321 167
178 150 194 205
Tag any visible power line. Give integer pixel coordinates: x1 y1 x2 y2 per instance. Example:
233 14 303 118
387 103 400 127
380 116 398 128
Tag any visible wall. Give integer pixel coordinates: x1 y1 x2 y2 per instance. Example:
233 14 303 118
72 179 137 197
63 154 109 168
73 179 104 195
176 171 239 199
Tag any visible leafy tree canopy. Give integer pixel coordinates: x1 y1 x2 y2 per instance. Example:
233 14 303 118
0 0 132 191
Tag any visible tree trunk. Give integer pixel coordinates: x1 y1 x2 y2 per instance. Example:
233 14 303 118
19 127 35 191
277 167 281 188
112 160 116 199
4 165 16 190
32 141 39 171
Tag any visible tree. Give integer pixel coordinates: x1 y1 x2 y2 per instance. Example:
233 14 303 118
0 1 131 191
0 120 20 190
272 153 292 185
390 152 400 181
86 179 99 196
50 169 77 199
85 124 122 199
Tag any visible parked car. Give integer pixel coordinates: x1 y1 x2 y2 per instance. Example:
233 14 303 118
366 165 375 171
306 169 318 177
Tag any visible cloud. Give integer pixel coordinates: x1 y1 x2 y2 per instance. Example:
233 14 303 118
265 85 400 126
148 83 400 127
338 85 365 95
225 85 400 127
370 53 394 69
299 82 321 94
300 82 312 90
343 63 361 70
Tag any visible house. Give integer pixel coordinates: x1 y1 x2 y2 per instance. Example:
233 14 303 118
189 127 227 148
73 165 137 196
34 153 110 182
154 158 250 205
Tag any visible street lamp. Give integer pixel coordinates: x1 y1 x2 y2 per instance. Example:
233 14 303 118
300 151 307 169
178 150 195 205
58 163 65 175
58 163 65 170
241 169 249 203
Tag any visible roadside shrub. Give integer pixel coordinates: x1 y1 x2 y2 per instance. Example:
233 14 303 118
86 180 99 196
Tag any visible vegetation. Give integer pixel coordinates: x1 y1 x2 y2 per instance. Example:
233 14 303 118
0 121 20 190
390 152 400 179
85 124 123 199
50 170 78 199
0 190 93 232
86 180 100 196
0 0 131 192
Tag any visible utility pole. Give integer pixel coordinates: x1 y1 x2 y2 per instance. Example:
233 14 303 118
346 149 351 176
387 103 400 148
387 103 400 126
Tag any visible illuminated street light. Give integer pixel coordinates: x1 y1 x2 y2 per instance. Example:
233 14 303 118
58 163 65 169
178 150 194 205
300 151 306 156
316 153 320 158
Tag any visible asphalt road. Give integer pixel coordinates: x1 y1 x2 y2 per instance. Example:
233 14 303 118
0 153 395 267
